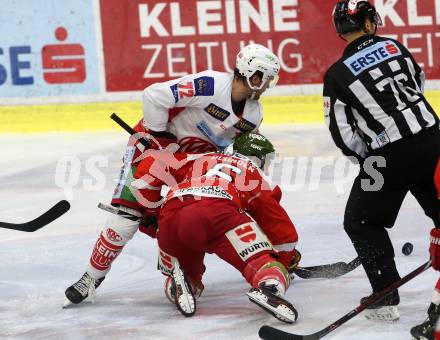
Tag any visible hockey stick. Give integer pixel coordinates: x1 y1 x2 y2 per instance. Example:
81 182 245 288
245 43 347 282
293 257 361 279
97 202 142 221
259 260 432 340
110 113 151 148
0 200 70 232
97 202 157 227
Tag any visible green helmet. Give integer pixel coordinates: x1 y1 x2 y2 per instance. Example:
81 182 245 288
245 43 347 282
231 132 275 169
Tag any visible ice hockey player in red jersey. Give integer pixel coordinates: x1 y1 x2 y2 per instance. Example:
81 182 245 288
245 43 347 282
131 132 300 323
411 159 440 340
64 44 281 306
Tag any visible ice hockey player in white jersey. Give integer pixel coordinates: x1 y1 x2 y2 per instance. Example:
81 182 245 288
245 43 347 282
64 44 281 306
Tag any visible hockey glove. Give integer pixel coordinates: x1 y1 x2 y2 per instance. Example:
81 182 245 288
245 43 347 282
138 207 159 239
276 249 302 274
139 215 158 239
430 228 440 270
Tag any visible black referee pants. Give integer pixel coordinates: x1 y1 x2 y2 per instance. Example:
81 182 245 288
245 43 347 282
344 127 440 293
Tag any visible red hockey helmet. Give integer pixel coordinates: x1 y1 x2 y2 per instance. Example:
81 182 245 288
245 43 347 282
333 0 382 35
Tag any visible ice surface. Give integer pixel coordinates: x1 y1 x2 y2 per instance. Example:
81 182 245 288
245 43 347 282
0 125 435 339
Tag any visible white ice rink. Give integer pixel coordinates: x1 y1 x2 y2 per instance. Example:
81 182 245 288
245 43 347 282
0 124 436 340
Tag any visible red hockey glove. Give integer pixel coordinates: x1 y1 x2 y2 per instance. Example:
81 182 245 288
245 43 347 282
138 207 159 239
430 228 440 270
276 249 302 274
139 215 158 239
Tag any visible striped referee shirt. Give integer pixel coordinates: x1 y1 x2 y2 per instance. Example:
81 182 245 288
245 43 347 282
323 34 439 160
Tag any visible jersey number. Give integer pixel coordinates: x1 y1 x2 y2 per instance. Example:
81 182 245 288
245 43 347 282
178 82 194 98
205 163 242 183
375 72 419 110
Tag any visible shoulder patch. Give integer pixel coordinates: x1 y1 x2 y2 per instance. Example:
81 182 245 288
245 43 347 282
343 40 402 76
170 84 179 103
194 76 215 96
169 81 195 103
204 103 230 121
234 118 257 133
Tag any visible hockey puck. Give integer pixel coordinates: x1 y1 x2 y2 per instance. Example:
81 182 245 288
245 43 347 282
402 242 414 256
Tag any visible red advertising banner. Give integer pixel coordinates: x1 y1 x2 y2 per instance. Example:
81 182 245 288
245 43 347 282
100 0 440 92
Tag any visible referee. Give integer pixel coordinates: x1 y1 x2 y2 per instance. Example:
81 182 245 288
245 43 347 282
324 0 440 321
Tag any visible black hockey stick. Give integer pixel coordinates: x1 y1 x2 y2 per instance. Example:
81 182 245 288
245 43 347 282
0 200 70 232
110 113 151 148
293 257 361 279
259 260 432 340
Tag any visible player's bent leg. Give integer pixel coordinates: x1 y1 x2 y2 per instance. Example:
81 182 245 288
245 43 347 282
244 254 291 295
64 213 139 305
156 249 198 317
158 247 204 305
244 254 297 323
215 222 297 323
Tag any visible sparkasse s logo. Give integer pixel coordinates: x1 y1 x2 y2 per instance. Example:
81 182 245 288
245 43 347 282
0 26 86 87
234 224 257 243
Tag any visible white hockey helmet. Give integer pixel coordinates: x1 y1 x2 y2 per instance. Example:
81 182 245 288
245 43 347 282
235 44 280 91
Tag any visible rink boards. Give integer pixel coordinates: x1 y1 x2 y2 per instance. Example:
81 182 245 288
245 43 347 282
1 91 440 133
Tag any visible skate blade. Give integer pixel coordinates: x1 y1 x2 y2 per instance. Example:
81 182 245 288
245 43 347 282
364 306 399 321
176 290 195 316
246 289 297 323
62 298 73 309
62 292 96 309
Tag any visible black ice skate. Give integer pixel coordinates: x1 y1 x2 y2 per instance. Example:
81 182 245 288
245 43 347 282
246 283 298 323
410 303 440 340
63 272 105 307
361 289 400 321
171 261 196 317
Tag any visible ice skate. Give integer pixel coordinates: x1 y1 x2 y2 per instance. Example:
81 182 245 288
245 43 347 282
246 281 298 324
165 275 204 304
410 303 440 340
361 290 400 321
171 261 196 317
64 272 105 308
